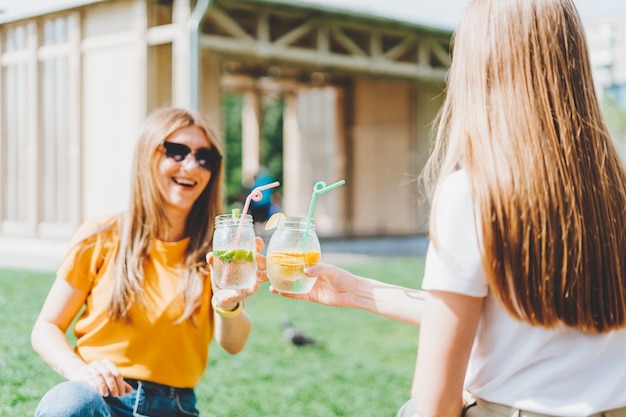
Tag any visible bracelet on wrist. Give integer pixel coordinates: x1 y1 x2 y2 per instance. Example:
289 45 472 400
211 295 243 318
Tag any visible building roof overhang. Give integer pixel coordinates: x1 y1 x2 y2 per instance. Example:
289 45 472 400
0 0 103 24
0 0 453 83
202 0 452 82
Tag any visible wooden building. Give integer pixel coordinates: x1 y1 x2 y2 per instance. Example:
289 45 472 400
0 0 452 269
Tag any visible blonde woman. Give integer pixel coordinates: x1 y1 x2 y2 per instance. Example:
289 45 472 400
32 107 260 416
272 1 626 416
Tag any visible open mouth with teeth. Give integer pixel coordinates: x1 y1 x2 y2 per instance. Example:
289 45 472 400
173 177 197 188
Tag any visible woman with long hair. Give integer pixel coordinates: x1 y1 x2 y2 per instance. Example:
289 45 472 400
268 1 626 415
32 107 260 416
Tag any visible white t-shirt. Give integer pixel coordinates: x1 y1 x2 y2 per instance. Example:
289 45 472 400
422 170 626 416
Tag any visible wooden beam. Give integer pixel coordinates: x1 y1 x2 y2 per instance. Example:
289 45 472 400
331 25 366 56
428 38 451 67
202 1 451 82
317 20 330 53
206 5 254 40
274 17 318 46
257 10 270 43
370 30 382 59
383 35 417 61
201 35 447 81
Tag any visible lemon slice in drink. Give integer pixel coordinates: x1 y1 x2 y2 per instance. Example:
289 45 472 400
265 212 285 231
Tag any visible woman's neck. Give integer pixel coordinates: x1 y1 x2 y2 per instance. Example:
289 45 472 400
161 211 188 242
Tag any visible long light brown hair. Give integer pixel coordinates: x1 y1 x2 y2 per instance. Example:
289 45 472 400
110 107 224 323
424 0 626 332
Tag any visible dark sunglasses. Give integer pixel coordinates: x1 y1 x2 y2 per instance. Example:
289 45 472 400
159 141 222 171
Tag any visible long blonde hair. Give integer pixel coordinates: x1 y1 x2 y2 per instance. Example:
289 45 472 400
425 0 626 332
110 107 224 323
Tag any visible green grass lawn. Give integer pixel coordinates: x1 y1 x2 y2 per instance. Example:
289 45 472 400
0 256 424 416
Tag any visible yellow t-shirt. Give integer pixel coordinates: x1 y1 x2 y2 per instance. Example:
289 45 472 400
58 215 214 388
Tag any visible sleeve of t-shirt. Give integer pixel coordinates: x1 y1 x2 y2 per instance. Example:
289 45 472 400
421 171 489 297
57 217 110 292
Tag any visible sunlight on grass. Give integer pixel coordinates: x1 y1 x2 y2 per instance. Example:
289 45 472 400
0 256 424 416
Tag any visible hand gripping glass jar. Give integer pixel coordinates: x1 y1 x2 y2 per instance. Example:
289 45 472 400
212 214 257 289
266 216 321 294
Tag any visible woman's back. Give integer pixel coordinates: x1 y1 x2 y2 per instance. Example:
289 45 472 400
426 0 626 332
471 293 626 414
422 170 626 415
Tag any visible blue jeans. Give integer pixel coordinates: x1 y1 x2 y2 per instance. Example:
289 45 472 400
34 380 199 417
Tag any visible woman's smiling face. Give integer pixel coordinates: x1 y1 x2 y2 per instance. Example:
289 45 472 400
156 125 214 218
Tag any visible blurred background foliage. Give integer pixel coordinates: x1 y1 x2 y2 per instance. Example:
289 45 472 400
222 93 285 210
601 93 626 158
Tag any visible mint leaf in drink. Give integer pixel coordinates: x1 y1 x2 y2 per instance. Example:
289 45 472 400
215 249 253 262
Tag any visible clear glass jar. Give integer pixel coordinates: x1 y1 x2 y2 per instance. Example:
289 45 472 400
266 216 321 294
212 214 257 289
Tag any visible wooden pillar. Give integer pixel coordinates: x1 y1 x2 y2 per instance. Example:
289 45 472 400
200 52 222 136
282 91 300 215
26 21 39 233
241 89 261 185
68 12 83 230
172 0 191 107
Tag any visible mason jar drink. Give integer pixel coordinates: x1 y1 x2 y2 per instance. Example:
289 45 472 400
266 216 321 294
212 214 257 289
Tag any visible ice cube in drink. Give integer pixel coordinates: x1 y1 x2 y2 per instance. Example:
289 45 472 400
213 248 257 289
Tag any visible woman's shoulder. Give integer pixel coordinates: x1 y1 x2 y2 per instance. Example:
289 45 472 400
430 169 480 253
435 169 472 208
68 214 121 248
58 214 122 282
441 169 470 189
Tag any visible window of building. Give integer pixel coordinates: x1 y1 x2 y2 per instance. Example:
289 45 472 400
2 24 30 229
1 14 78 237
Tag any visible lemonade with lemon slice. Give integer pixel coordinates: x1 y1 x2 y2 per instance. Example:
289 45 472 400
265 214 321 294
267 250 321 293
